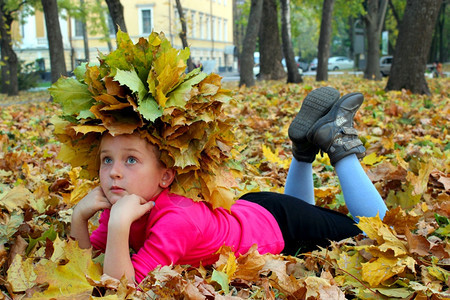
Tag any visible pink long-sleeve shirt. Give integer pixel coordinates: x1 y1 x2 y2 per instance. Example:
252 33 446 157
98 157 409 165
90 189 284 282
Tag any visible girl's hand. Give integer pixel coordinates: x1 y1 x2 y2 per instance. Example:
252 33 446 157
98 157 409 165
73 186 112 221
109 194 155 226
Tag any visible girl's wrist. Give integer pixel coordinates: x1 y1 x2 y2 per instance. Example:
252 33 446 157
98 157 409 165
108 210 134 228
72 207 91 223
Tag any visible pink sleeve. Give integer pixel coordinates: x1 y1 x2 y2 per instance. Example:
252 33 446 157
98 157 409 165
89 209 110 252
131 211 201 282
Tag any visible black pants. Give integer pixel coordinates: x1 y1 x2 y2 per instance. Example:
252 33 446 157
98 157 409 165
241 192 362 255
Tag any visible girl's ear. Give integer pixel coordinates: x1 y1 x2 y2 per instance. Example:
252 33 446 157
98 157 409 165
160 168 176 188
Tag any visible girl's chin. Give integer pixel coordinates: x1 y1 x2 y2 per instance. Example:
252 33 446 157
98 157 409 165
107 196 121 205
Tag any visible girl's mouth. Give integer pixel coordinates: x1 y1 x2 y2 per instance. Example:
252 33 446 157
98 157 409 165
110 186 125 193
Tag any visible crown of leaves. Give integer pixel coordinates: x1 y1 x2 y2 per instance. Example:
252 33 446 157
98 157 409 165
50 30 240 210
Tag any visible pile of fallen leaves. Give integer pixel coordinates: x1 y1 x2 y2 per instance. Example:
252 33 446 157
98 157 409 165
0 76 449 299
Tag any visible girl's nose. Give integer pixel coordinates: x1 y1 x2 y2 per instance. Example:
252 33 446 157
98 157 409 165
109 162 123 179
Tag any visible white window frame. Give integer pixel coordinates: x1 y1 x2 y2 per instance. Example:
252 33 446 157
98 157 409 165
206 16 210 40
212 17 216 40
199 13 204 39
107 13 115 36
218 18 222 41
223 19 228 42
72 18 84 38
138 6 154 35
191 11 196 38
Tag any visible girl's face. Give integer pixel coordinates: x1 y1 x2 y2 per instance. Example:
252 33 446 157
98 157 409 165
99 133 174 205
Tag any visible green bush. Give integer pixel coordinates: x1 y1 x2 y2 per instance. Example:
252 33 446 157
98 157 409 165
18 60 40 91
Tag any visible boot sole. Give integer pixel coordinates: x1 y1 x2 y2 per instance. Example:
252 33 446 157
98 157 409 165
288 87 340 143
306 92 364 141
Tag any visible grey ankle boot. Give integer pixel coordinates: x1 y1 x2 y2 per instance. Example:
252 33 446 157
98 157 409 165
306 92 366 165
288 87 340 163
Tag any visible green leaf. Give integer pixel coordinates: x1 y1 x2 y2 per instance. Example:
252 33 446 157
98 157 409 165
77 109 96 120
137 96 162 122
374 287 413 298
114 69 148 102
435 223 450 237
166 72 207 107
73 63 87 81
0 211 24 244
211 269 229 294
26 226 57 255
49 77 94 115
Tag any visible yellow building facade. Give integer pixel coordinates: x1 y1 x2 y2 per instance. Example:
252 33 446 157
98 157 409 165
15 0 235 74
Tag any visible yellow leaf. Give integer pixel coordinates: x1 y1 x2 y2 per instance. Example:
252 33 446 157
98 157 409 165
33 239 102 299
362 152 385 166
72 125 107 135
69 180 97 206
0 186 32 212
7 254 37 292
262 145 290 169
406 160 434 196
361 256 399 286
356 215 385 244
361 256 415 287
336 251 364 281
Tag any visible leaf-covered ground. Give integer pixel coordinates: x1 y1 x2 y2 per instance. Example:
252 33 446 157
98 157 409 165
0 76 449 299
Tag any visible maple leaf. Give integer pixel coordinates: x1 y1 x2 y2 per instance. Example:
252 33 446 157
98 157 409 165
32 239 102 299
0 185 32 212
7 254 36 293
49 77 94 115
0 211 24 244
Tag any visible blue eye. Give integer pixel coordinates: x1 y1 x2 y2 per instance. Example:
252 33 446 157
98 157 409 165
127 157 137 164
103 157 112 164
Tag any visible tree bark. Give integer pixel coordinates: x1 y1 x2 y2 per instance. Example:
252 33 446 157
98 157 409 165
239 0 263 87
0 1 19 96
386 0 442 95
363 0 388 80
437 2 446 63
259 0 285 81
105 0 127 33
280 0 302 83
42 0 67 83
233 0 244 65
316 0 335 81
175 0 194 72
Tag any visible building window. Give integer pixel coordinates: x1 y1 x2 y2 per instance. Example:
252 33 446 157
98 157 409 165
218 18 222 41
206 16 210 40
199 13 204 39
191 11 196 38
139 8 153 35
223 19 228 42
107 15 115 36
74 19 84 37
213 17 217 40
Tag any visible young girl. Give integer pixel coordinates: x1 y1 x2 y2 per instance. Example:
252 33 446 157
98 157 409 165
69 86 388 283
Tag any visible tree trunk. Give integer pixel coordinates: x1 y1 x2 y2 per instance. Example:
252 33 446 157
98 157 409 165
175 0 194 72
363 0 388 80
239 0 263 87
41 0 67 83
316 0 335 81
105 0 127 33
0 1 19 96
280 0 302 83
233 0 244 65
437 2 446 63
259 0 285 80
386 0 442 95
